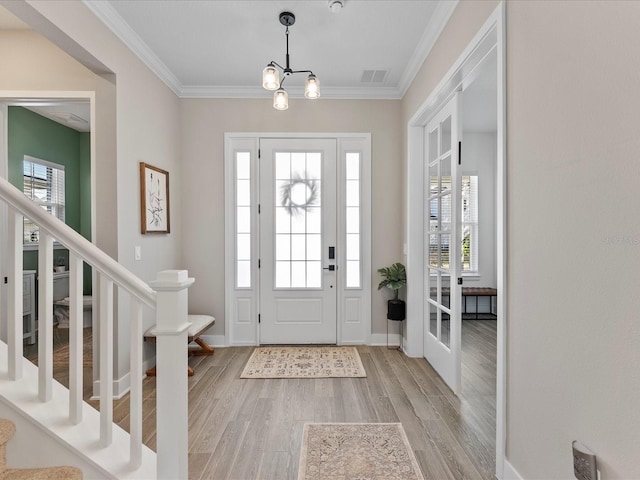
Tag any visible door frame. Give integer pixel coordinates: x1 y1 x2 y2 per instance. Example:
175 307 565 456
405 3 507 477
224 132 372 347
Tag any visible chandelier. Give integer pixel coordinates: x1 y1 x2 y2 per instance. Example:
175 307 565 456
262 12 320 111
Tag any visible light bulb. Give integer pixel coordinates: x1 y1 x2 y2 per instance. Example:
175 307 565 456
273 88 289 110
262 64 280 91
305 74 320 99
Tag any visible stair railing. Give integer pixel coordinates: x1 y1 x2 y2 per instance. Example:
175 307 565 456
0 176 189 479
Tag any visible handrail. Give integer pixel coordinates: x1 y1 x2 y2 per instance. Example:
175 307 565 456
0 176 156 308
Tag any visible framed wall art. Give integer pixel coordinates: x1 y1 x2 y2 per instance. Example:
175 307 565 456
140 162 170 234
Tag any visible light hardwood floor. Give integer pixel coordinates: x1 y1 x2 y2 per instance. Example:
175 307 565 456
33 319 497 480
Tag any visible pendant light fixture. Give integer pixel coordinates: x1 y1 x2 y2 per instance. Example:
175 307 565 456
262 12 320 110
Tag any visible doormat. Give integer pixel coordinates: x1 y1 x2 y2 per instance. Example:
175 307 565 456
298 423 425 480
240 346 366 379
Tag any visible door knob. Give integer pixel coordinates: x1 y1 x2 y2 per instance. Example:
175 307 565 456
323 265 336 271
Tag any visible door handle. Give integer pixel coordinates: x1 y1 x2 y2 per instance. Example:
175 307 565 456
323 265 336 271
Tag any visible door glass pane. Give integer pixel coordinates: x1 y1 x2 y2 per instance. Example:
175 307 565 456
346 180 359 206
430 305 439 339
441 155 452 192
441 309 450 347
346 234 360 260
237 206 251 233
291 261 306 288
307 153 322 179
276 207 291 234
291 152 306 177
440 234 451 269
429 128 439 161
429 163 439 194
275 261 290 288
237 261 251 288
275 152 290 179
306 234 321 260
237 179 250 206
276 234 291 260
429 198 439 230
291 235 306 260
429 235 439 268
346 261 360 288
237 234 251 260
274 151 323 289
306 207 321 233
307 261 322 288
237 152 250 179
440 193 451 232
236 151 252 289
346 153 360 180
346 207 359 233
441 116 452 153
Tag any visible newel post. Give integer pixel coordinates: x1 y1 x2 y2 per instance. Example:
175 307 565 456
149 270 194 480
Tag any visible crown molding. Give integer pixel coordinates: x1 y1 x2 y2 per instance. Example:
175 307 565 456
84 0 455 101
397 0 459 97
82 0 183 96
180 85 403 100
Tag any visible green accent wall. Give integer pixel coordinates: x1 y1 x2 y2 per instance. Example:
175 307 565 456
8 106 92 294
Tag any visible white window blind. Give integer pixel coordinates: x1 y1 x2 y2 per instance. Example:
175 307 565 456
23 155 65 244
461 175 478 272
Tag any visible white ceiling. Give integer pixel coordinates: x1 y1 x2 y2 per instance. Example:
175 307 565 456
85 0 459 99
0 1 501 131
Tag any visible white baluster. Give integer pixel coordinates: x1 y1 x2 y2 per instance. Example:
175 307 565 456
7 209 23 380
129 297 143 468
69 253 83 424
99 274 113 446
38 231 53 402
149 270 194 480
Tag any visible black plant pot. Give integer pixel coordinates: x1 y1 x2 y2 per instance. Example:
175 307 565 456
387 299 406 321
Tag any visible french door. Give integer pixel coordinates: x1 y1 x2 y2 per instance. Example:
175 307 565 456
424 93 462 393
259 138 337 344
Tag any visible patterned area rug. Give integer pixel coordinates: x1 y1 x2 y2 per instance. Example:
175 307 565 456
298 423 425 480
240 346 366 379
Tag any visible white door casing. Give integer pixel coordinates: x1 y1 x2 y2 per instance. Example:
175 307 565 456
224 133 371 347
424 92 462 394
259 138 337 344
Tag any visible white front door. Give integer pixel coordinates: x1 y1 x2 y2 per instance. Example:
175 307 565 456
424 92 463 393
259 138 337 344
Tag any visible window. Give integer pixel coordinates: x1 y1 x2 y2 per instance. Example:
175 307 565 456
345 152 361 288
235 151 251 288
461 175 478 272
23 156 65 244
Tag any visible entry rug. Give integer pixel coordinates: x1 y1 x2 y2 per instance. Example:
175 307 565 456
240 346 366 379
298 423 425 480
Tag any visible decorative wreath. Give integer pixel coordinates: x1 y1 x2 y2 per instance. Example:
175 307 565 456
280 175 319 216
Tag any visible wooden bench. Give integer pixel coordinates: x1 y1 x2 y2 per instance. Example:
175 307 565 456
430 287 497 319
144 314 215 377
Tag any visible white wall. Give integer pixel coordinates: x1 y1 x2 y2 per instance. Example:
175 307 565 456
180 98 402 338
402 0 640 477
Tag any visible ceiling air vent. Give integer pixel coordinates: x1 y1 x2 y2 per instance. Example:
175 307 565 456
360 69 389 84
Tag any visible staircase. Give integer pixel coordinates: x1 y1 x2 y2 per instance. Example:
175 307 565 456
0 418 82 479
0 176 192 479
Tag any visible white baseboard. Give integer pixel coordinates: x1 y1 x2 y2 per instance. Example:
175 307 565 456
502 459 524 480
369 333 402 348
199 334 234 347
91 357 155 400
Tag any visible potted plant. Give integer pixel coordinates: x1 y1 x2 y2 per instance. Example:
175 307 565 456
54 256 66 273
377 262 406 321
